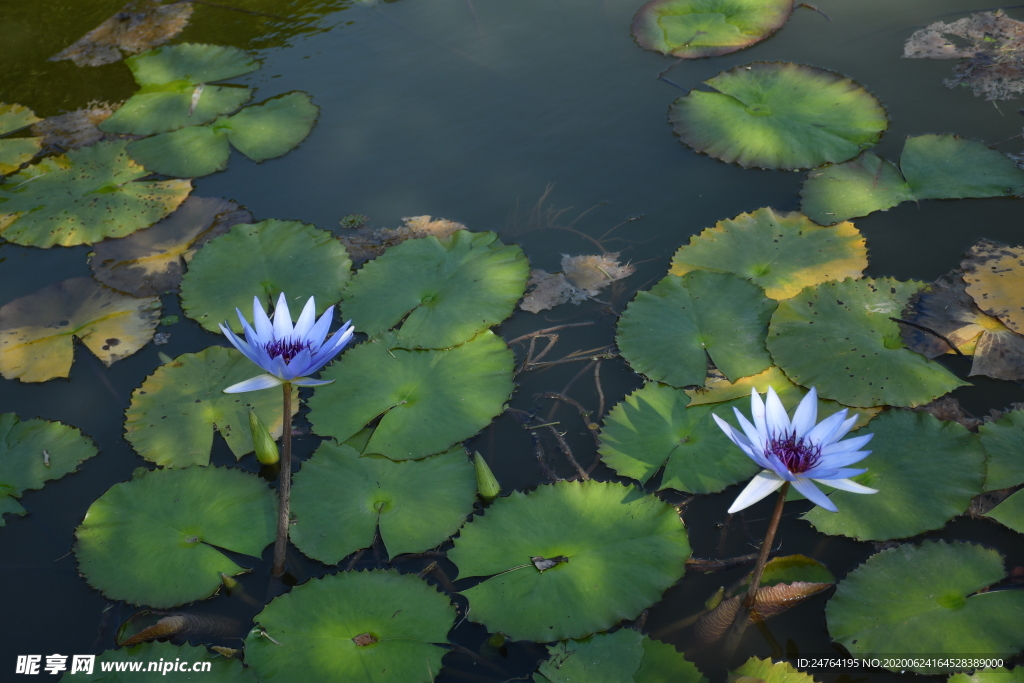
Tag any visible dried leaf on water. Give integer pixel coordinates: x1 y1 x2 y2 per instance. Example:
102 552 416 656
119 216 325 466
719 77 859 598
337 215 466 262
521 253 634 313
49 0 194 67
962 239 1024 336
31 102 131 150
903 11 1024 101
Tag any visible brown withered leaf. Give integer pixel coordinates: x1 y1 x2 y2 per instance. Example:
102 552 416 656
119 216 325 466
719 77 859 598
962 239 1024 335
520 253 634 313
903 10 1024 101
901 267 1024 381
50 0 194 67
89 196 252 296
338 215 466 263
693 581 832 647
530 555 569 572
912 396 983 431
31 103 134 150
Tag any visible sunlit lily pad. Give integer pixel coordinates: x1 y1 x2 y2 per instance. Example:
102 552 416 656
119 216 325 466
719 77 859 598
0 103 42 176
827 541 1024 671
0 414 98 526
979 409 1024 491
179 219 351 333
985 489 1024 535
100 44 258 135
767 278 968 407
0 277 160 383
290 442 476 564
342 230 529 349
307 332 515 460
731 657 817 682
127 92 320 177
962 239 1024 336
598 382 759 494
245 570 455 683
450 481 691 642
632 0 793 59
90 196 252 297
803 410 984 540
535 629 703 683
617 271 776 387
669 208 867 300
801 135 1024 224
72 641 256 682
669 62 888 170
124 346 297 466
75 466 276 608
0 141 191 248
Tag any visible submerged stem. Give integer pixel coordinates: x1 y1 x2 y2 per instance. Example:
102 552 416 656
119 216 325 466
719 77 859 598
743 481 791 609
272 383 293 578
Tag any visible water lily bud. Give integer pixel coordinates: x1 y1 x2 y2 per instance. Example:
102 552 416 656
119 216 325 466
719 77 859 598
248 409 280 465
473 451 501 502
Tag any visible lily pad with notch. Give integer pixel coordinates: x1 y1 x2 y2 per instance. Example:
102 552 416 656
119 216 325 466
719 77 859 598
179 219 351 333
244 570 455 683
124 346 297 467
74 466 276 608
669 208 867 300
449 480 691 642
962 239 1024 336
290 441 476 564
306 332 515 460
0 141 192 248
632 0 793 59
0 103 42 176
984 488 1024 535
0 277 161 383
827 541 1024 672
669 62 888 170
766 277 968 407
0 413 98 526
617 271 776 388
341 230 529 349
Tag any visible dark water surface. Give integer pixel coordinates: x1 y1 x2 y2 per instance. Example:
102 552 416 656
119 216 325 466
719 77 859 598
2 0 1023 680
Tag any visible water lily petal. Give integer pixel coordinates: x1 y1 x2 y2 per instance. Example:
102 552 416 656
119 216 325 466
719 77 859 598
822 433 873 456
252 296 274 340
790 387 818 438
804 409 847 446
290 377 334 387
792 477 837 512
823 477 878 494
305 306 335 349
219 322 258 361
284 347 314 379
801 466 866 480
828 414 860 445
293 297 317 339
272 292 293 340
732 408 767 456
764 386 790 438
818 449 872 468
750 388 768 439
728 470 785 514
223 373 285 393
714 414 770 469
765 452 797 481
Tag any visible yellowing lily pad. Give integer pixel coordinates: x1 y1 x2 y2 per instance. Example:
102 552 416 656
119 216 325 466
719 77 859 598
731 657 818 683
0 277 161 383
0 141 192 248
669 207 867 300
669 62 888 170
962 239 1024 336
632 0 793 59
0 103 42 176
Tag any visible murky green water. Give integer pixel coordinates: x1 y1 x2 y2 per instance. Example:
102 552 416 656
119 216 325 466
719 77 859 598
2 0 1023 680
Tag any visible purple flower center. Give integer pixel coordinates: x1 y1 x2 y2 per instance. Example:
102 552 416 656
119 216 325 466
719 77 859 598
264 338 312 362
766 431 821 474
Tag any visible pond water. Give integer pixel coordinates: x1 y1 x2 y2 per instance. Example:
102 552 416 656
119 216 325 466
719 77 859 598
2 0 1023 680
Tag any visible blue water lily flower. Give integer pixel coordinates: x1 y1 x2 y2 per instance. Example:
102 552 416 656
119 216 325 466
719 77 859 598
220 293 354 394
714 386 877 513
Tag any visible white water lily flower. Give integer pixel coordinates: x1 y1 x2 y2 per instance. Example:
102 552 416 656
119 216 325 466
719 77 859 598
713 386 877 513
219 293 354 394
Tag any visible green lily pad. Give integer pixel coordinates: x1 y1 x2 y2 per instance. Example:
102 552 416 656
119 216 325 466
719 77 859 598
980 409 1024 491
766 278 968 407
617 271 776 387
0 277 161 383
803 410 984 540
801 135 1024 224
0 141 192 248
598 382 760 494
634 638 706 683
0 413 98 526
307 332 515 460
75 466 276 608
449 481 691 642
669 62 888 170
985 489 1024 535
127 92 320 177
100 43 258 135
826 541 1024 672
731 657 817 682
124 346 298 466
245 570 455 683
535 629 705 683
290 442 476 564
342 230 529 349
949 668 1024 683
0 103 43 176
669 208 867 300
71 641 257 682
179 219 352 333
632 0 793 59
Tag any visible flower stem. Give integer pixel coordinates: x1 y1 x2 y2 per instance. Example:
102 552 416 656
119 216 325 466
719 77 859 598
743 481 790 609
271 383 293 578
